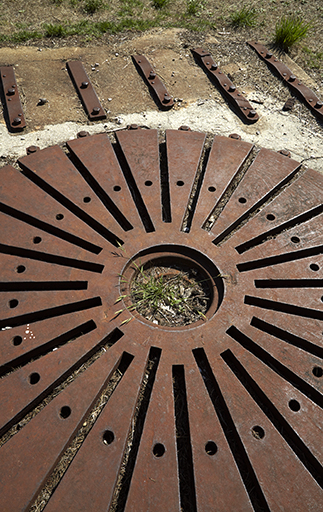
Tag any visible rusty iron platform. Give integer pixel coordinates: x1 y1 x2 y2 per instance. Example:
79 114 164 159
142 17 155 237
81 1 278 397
1 128 323 511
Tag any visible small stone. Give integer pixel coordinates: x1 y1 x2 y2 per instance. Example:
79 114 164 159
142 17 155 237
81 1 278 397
115 53 119 57
115 117 123 125
256 131 260 135
108 98 112 101
38 98 48 106
95 62 99 67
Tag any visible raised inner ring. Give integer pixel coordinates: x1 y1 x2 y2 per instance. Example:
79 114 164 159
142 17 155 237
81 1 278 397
120 245 224 329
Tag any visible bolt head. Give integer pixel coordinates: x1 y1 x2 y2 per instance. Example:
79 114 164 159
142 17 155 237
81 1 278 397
248 110 257 117
229 133 241 140
289 75 296 81
26 146 39 155
129 124 139 130
229 85 236 92
13 117 21 125
7 88 15 95
77 131 90 138
179 125 191 131
315 101 323 109
81 81 89 88
163 95 171 103
149 71 156 79
279 149 291 157
211 63 217 70
266 52 273 58
92 107 100 115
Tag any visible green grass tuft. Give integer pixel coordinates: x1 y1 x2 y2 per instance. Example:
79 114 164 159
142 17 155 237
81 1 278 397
274 15 311 51
152 0 168 9
186 0 203 16
44 23 67 37
83 0 103 13
230 6 257 27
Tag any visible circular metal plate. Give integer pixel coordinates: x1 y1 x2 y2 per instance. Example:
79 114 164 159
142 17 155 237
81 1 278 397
1 128 323 511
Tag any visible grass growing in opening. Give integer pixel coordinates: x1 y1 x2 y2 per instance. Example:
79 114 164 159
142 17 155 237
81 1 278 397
230 6 257 28
274 15 311 51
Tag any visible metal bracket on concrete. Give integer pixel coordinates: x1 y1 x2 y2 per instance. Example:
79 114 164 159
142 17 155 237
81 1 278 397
0 66 26 131
192 48 259 123
132 55 174 110
66 61 106 121
248 41 323 119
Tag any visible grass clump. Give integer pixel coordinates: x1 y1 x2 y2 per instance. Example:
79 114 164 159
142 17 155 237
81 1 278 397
44 23 67 37
152 0 168 9
186 0 203 16
230 6 257 27
83 0 103 13
274 15 311 51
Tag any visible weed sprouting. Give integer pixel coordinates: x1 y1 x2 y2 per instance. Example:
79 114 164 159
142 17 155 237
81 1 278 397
274 15 311 51
230 6 257 27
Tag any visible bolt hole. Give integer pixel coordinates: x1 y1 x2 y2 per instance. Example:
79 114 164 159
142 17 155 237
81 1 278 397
312 366 323 377
205 441 217 455
33 236 42 244
60 406 71 419
266 214 276 221
176 180 185 187
145 180 153 187
113 185 121 192
56 214 64 221
289 399 301 412
9 299 18 308
153 443 165 457
291 236 300 243
83 196 91 203
16 265 26 273
251 425 265 439
238 197 247 204
102 430 115 445
208 186 216 192
12 335 23 346
310 263 320 271
29 372 40 385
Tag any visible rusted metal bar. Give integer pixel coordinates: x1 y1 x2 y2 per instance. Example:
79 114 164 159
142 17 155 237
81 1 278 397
132 55 174 110
248 41 323 119
66 61 106 121
192 48 259 123
0 66 26 131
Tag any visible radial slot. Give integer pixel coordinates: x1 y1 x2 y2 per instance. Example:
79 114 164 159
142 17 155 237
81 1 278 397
1 130 323 510
166 129 205 231
0 165 103 253
116 128 160 231
192 135 253 231
18 146 124 247
44 347 148 512
212 149 301 245
235 168 323 254
0 345 131 512
221 347 323 490
67 134 137 231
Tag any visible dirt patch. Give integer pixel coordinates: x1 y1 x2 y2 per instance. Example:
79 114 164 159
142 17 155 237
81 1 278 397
130 262 211 326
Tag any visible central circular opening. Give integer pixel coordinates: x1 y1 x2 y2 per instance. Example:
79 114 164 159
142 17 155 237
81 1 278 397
120 245 224 329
